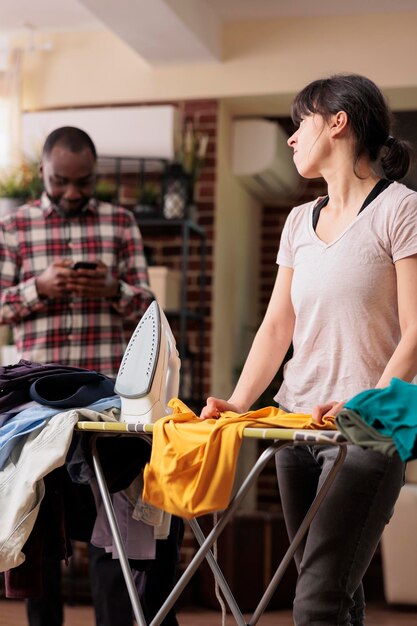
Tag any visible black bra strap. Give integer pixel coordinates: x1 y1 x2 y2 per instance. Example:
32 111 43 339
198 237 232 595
312 179 393 231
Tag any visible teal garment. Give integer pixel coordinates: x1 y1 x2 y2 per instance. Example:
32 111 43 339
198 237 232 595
344 377 417 461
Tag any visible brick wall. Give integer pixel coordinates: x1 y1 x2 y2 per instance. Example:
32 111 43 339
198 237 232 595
183 99 217 403
141 99 218 407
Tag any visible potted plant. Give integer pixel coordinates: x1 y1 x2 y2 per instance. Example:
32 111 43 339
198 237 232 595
0 161 43 216
134 182 161 218
95 178 117 203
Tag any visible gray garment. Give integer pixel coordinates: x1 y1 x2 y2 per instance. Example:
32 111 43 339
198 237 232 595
276 443 404 626
90 479 156 561
336 408 397 456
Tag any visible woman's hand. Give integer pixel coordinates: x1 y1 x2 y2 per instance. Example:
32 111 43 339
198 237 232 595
200 397 242 420
312 400 345 424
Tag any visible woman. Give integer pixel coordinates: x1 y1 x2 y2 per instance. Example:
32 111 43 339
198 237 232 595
201 74 417 625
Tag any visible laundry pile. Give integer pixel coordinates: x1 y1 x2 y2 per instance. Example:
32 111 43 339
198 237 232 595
0 360 120 597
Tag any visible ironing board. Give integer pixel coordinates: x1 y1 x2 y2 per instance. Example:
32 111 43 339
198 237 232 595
75 421 347 626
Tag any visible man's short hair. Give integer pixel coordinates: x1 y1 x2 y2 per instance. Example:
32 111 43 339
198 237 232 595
42 126 97 160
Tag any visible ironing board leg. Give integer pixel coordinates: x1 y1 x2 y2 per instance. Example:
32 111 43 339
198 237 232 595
90 435 147 626
150 443 286 626
248 443 347 626
189 518 247 625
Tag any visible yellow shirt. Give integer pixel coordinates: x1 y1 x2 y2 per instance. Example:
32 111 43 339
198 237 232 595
142 399 335 519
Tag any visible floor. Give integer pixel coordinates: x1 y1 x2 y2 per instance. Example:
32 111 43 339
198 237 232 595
1 600 417 626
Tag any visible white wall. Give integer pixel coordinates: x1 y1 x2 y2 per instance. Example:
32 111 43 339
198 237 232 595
17 11 417 112
212 101 262 399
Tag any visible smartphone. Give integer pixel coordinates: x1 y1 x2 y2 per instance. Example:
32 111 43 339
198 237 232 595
72 261 98 270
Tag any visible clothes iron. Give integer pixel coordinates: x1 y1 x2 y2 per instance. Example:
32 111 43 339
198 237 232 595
115 300 181 424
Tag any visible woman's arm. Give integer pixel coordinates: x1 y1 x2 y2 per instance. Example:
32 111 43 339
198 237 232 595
377 254 417 387
201 266 295 418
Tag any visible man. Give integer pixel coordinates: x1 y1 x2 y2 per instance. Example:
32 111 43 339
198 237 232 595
0 126 149 373
0 126 181 626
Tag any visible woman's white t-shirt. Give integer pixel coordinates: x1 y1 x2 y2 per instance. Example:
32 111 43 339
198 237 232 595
275 181 417 413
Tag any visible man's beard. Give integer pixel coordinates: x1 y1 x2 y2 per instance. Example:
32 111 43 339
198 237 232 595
47 193 91 217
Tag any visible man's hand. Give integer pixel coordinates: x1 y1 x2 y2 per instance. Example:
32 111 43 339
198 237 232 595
35 259 74 298
67 260 120 299
312 400 345 425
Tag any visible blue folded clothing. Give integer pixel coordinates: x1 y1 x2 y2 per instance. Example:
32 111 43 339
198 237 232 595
29 372 115 408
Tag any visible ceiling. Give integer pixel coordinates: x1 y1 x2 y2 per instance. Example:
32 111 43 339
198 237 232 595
208 0 417 21
1 0 417 33
1 0 417 64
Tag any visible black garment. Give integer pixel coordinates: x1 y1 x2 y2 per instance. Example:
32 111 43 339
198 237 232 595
142 516 184 626
90 434 152 493
25 551 63 626
312 178 393 230
29 371 115 408
0 360 91 412
88 543 141 626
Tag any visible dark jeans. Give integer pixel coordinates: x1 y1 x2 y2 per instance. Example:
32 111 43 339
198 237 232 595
89 516 183 626
142 515 184 626
26 517 184 626
88 543 138 626
275 444 404 626
26 550 63 626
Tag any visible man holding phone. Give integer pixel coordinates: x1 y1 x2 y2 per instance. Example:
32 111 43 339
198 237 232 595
0 126 150 375
72 261 97 270
0 127 181 626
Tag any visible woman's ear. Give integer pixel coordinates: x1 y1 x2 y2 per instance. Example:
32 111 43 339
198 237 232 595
329 111 349 138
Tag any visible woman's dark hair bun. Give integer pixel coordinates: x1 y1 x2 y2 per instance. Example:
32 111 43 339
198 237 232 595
381 137 413 181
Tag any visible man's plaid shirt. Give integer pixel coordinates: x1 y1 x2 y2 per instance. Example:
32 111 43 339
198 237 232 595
0 194 150 378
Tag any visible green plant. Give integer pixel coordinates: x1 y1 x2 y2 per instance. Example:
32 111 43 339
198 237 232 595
137 182 160 206
0 161 43 200
95 178 117 202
